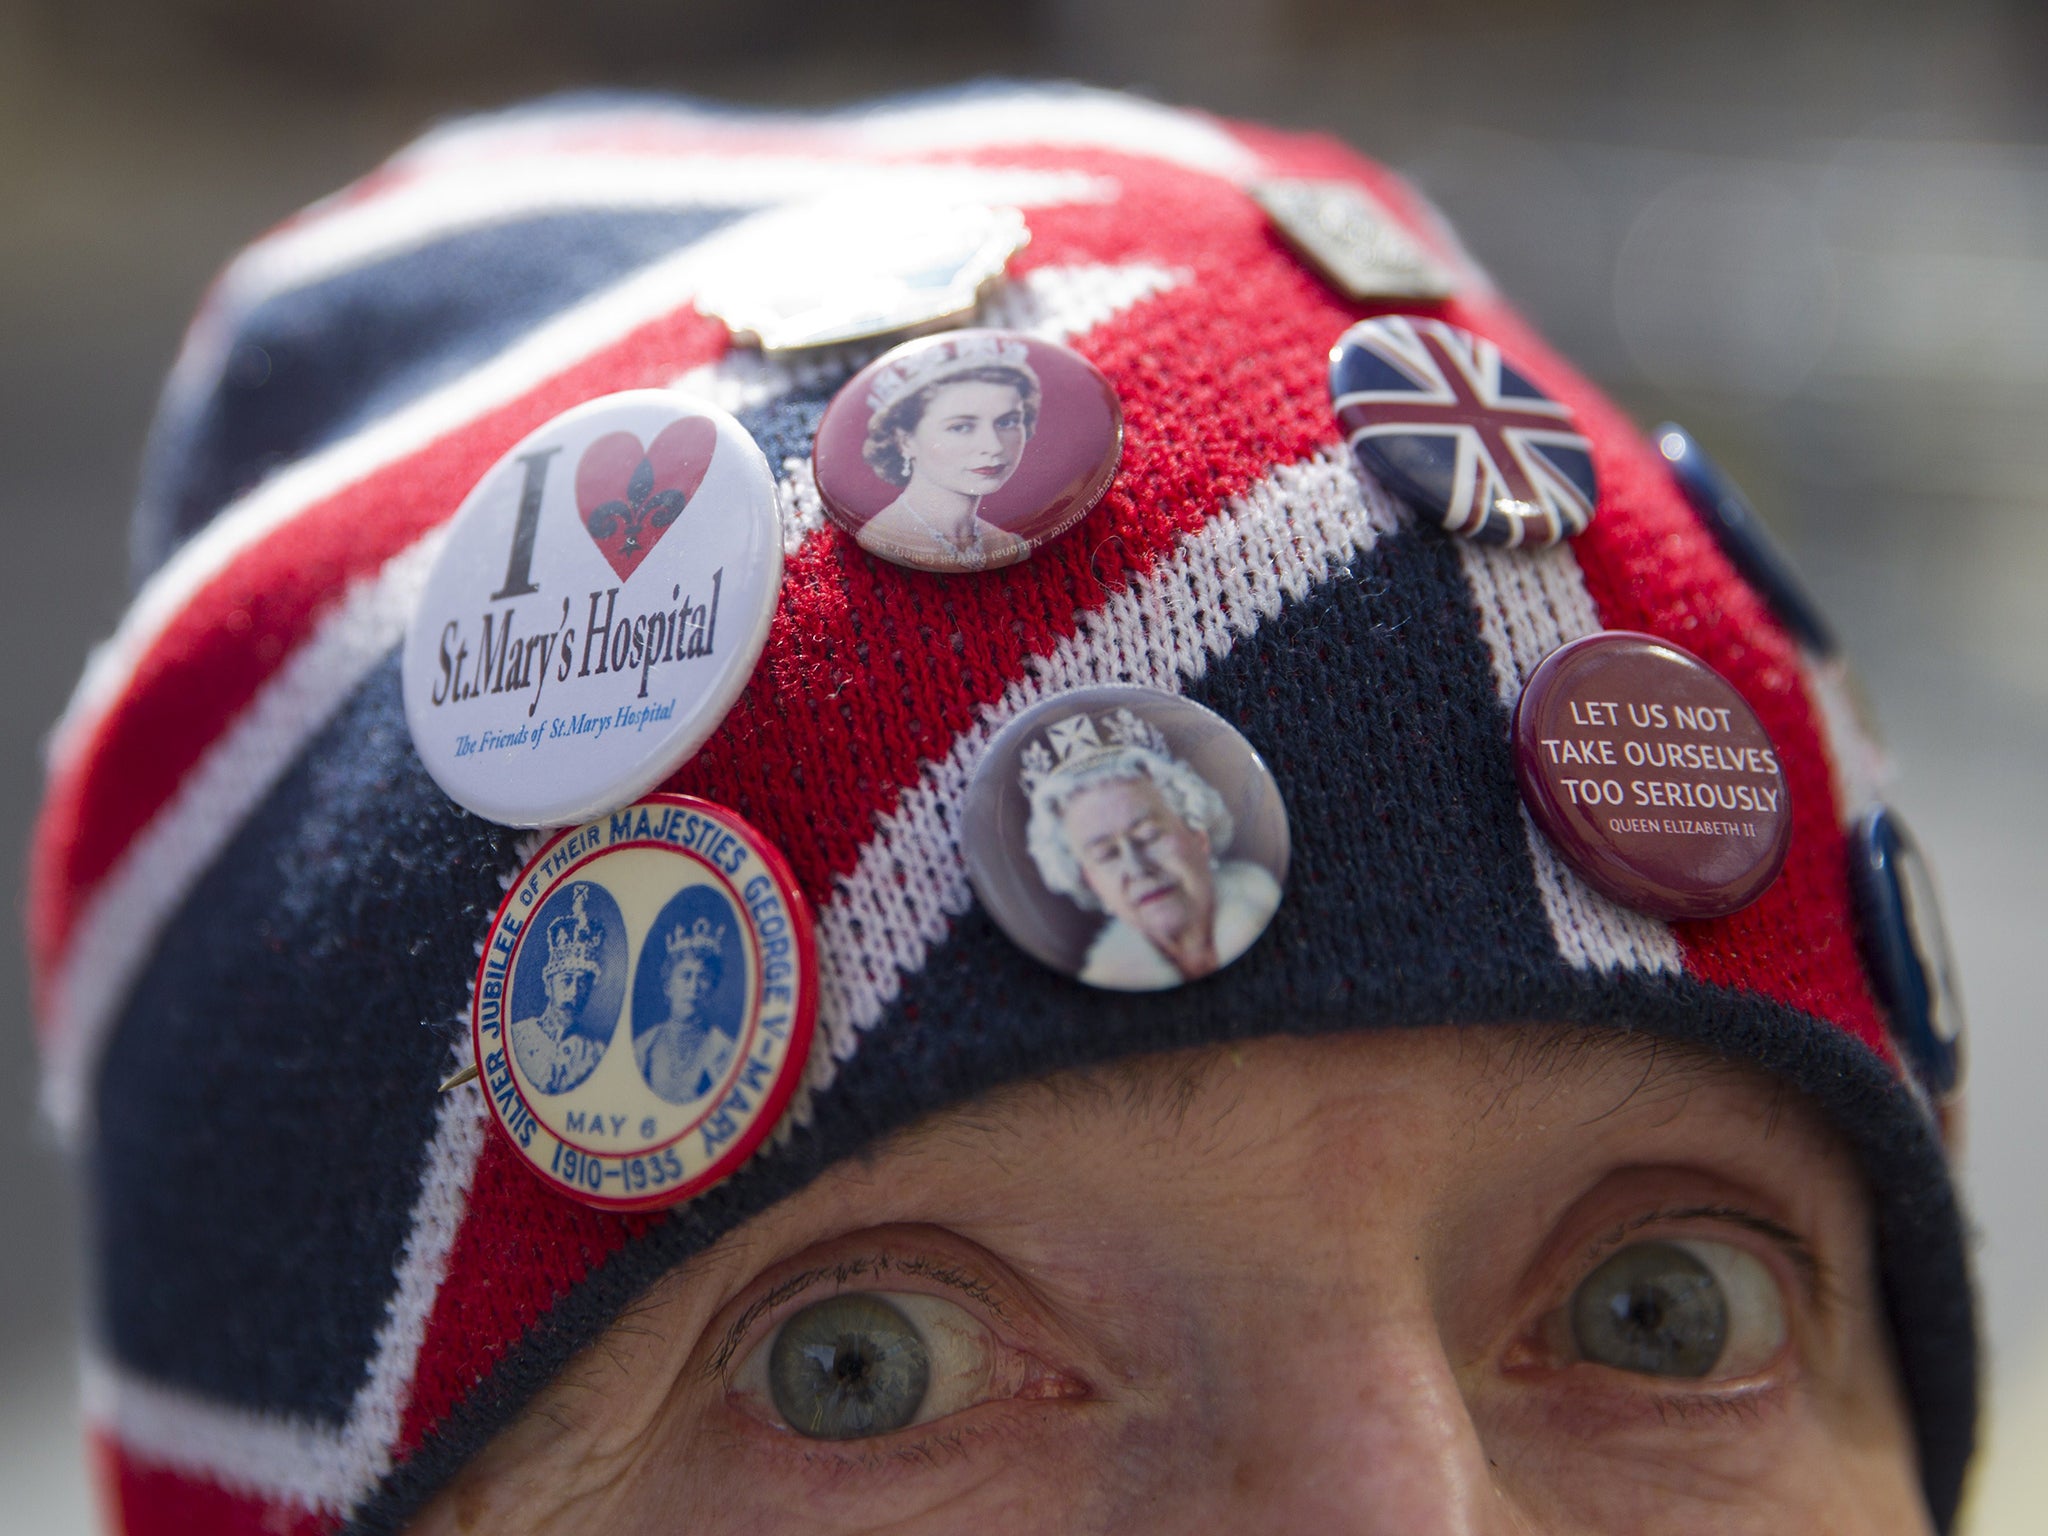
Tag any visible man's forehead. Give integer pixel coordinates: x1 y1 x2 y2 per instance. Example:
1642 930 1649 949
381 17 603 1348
878 1026 1795 1166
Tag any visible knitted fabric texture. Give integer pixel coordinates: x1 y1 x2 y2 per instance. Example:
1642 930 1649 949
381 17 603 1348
26 85 1974 1535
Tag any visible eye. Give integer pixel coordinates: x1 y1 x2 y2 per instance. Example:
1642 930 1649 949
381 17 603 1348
1568 1238 1787 1380
731 1290 1067 1441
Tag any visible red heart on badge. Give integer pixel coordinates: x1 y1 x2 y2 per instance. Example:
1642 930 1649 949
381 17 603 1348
574 416 717 582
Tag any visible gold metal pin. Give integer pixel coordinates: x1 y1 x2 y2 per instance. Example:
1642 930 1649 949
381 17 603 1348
438 1063 480 1093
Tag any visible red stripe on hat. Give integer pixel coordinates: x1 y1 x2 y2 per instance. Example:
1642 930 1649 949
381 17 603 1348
655 155 1363 895
394 1133 657 1456
91 1432 338 1536
27 305 729 1021
1550 390 1891 1057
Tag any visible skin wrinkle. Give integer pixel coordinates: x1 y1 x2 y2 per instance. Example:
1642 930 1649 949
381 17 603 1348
410 1027 1928 1536
907 1051 1238 1171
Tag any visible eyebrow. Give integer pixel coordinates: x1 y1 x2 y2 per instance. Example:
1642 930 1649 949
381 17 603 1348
1472 1027 1773 1129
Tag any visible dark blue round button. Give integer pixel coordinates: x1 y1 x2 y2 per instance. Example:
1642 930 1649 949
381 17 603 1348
1655 423 1836 658
1331 315 1597 547
1847 807 1963 1098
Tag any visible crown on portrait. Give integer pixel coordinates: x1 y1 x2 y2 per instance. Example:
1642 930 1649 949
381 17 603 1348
542 885 604 980
665 916 723 965
865 333 1036 419
1017 707 1174 795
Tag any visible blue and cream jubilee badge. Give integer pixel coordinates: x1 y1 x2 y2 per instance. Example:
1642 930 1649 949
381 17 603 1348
402 390 783 828
469 794 816 1212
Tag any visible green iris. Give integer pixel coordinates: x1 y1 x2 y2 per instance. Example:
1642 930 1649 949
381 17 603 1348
768 1293 933 1440
1570 1240 1729 1378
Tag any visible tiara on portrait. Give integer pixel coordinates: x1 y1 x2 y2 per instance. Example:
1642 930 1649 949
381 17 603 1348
1017 707 1174 795
865 333 1034 418
542 885 604 977
665 916 723 963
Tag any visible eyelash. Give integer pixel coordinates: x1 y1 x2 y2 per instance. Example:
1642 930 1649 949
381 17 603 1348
1648 1389 1776 1428
712 1255 985 1372
1574 1202 1813 1292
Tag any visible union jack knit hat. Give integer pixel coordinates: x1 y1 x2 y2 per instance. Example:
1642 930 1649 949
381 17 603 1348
26 84 1975 1533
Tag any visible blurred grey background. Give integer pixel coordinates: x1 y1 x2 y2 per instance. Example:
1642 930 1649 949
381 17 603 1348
2 0 2042 1526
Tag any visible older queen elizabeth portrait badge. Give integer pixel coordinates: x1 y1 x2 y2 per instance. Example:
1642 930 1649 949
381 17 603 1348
811 329 1123 575
470 793 816 1211
962 686 1290 991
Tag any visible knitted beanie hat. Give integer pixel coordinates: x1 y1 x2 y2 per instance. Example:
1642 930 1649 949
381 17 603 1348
27 84 1974 1535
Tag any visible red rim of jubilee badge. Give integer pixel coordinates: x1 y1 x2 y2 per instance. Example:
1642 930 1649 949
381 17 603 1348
468 792 817 1212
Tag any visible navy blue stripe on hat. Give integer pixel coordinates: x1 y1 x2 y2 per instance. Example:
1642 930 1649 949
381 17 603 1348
92 652 511 1419
133 208 748 585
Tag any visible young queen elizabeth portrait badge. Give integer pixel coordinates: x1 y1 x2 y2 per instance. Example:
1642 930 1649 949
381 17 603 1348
402 390 783 828
472 794 817 1211
812 329 1122 575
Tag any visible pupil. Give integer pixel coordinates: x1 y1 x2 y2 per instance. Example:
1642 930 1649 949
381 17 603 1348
769 1294 932 1440
1622 1292 1667 1332
1571 1240 1728 1379
834 1338 875 1388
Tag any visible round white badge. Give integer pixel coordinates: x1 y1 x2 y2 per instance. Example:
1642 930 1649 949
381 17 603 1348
402 391 782 828
471 794 817 1212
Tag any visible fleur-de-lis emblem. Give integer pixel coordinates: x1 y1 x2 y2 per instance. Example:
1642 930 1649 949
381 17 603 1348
586 454 690 554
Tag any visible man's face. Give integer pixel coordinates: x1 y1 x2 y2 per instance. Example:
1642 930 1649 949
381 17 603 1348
413 1029 1929 1535
1062 775 1217 951
545 966 593 1015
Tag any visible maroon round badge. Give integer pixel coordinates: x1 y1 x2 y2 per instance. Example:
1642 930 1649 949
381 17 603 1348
812 329 1123 574
1512 632 1792 921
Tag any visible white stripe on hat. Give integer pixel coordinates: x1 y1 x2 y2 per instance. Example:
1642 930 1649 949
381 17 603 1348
1803 654 1890 826
54 241 730 780
213 160 1112 333
1457 542 1685 974
398 86 1263 183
